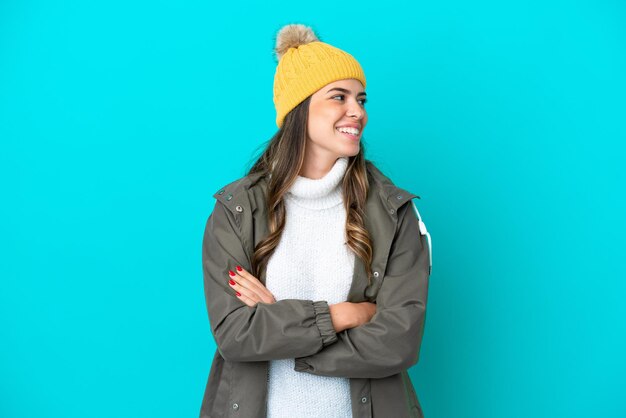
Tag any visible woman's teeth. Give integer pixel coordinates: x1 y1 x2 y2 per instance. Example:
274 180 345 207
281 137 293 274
337 127 360 135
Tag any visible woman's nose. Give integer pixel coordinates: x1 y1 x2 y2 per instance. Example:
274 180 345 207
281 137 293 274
347 102 364 119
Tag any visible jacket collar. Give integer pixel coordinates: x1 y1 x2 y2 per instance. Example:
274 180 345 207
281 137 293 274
212 160 419 216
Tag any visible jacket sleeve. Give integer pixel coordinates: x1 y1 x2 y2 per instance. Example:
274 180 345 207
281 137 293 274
202 199 338 362
293 201 430 379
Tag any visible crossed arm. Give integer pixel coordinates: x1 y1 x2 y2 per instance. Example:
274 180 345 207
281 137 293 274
203 201 374 362
227 264 376 333
203 199 429 378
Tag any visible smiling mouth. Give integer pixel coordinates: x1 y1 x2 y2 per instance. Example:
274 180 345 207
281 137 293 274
336 128 361 140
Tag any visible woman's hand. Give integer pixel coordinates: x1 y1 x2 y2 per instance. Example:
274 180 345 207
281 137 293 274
353 302 377 327
329 302 377 333
228 265 276 307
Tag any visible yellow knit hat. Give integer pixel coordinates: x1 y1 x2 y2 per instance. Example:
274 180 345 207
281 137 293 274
272 24 367 129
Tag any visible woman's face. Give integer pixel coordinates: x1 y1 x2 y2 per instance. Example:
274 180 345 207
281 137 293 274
306 78 368 162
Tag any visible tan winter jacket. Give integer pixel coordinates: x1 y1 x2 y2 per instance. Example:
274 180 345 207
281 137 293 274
200 160 432 417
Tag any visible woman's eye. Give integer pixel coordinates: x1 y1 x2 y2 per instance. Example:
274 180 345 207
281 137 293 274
331 95 367 106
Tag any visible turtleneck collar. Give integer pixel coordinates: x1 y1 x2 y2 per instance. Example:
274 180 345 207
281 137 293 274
287 157 349 210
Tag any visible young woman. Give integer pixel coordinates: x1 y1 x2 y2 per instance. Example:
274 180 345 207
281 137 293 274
200 23 432 418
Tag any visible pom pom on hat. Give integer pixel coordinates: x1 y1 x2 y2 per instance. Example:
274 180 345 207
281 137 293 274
272 23 366 128
273 24 320 62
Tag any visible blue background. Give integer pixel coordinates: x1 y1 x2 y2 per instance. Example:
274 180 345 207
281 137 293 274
2 1 625 417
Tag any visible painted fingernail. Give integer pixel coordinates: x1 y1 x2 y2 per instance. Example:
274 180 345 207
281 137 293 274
236 265 242 272
228 270 235 276
236 292 241 297
229 279 236 285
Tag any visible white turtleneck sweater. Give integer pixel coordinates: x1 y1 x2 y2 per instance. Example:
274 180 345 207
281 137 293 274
265 156 354 418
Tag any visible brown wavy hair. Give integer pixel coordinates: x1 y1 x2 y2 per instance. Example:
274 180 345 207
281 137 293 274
246 95 374 285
